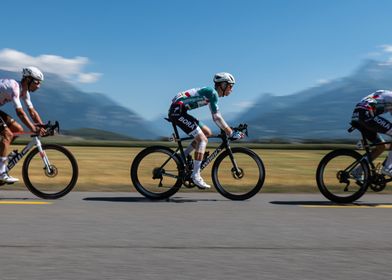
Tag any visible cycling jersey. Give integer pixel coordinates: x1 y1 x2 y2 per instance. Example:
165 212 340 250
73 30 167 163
171 87 219 113
0 79 33 109
169 87 229 136
352 90 392 141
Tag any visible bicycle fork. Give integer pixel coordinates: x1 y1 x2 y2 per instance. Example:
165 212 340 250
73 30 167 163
225 149 244 179
35 138 55 176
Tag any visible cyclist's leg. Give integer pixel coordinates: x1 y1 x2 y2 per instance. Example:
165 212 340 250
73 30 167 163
184 123 212 157
0 111 19 182
354 109 389 160
356 110 392 174
367 115 392 171
168 106 210 188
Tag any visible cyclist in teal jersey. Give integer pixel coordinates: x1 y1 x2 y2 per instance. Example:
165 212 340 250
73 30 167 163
169 72 244 189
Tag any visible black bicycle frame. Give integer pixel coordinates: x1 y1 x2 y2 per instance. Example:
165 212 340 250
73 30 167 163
349 126 392 182
169 120 235 173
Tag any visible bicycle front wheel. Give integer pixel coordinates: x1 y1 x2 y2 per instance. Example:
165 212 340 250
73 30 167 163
130 146 183 200
211 147 265 200
316 149 370 203
22 144 79 199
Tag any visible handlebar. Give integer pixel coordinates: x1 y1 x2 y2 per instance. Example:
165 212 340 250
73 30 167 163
35 121 60 137
221 123 249 140
234 123 248 136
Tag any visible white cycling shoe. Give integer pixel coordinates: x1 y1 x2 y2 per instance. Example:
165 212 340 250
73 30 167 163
381 167 392 177
0 172 19 184
191 174 211 189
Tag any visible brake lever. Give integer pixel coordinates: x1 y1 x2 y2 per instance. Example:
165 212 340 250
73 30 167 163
54 121 60 134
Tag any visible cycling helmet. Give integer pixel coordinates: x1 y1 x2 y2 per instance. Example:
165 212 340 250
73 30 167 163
213 72 235 84
22 66 44 81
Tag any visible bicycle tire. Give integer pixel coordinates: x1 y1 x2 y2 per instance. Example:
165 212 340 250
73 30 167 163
22 144 79 199
211 147 265 200
130 146 183 200
316 149 370 203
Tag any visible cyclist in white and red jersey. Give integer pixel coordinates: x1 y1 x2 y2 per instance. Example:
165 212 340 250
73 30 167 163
168 72 244 189
0 66 46 183
352 89 392 176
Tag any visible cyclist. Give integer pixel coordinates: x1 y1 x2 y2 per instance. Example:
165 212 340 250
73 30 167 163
168 72 244 189
351 89 392 176
0 66 46 183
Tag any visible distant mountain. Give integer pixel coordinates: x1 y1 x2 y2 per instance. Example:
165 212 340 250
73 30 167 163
4 60 392 142
235 60 392 141
0 70 157 139
63 128 135 141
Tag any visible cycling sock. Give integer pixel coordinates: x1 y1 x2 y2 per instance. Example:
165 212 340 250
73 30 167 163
0 157 7 174
192 160 202 176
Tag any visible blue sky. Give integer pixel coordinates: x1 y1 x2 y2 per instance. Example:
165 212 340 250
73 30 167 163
2 0 392 121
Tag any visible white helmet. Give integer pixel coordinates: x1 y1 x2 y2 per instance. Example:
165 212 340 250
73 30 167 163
213 72 235 84
22 66 44 81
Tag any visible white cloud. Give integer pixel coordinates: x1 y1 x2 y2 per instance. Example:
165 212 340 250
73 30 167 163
234 101 253 109
377 45 392 66
381 45 392 53
0 48 102 83
78 72 102 83
316 79 330 85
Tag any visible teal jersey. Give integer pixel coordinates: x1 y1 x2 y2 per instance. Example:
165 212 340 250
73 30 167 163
171 87 219 113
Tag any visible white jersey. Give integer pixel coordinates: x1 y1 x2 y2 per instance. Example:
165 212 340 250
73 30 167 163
0 79 33 109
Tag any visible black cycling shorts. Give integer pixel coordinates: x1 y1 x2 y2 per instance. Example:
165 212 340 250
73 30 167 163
351 108 388 143
168 104 202 137
0 110 12 132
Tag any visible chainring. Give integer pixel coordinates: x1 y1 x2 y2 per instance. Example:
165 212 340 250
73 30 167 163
369 173 387 192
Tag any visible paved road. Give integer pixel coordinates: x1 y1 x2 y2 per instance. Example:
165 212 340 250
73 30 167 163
0 191 392 280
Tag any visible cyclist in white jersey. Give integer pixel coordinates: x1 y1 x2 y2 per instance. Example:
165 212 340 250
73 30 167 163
0 67 46 183
168 72 244 189
351 89 392 176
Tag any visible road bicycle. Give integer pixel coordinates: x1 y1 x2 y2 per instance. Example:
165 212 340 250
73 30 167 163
316 123 392 203
0 121 79 199
130 119 265 200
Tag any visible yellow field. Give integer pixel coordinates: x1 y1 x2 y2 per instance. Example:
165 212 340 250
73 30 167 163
2 145 389 193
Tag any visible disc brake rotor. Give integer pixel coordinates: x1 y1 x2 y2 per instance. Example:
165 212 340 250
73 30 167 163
231 167 244 179
45 165 58 177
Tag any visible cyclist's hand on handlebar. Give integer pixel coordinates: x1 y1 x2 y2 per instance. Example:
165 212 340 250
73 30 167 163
230 130 245 140
34 126 46 136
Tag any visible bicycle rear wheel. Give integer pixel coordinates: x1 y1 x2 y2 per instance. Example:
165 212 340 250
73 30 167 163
316 149 370 203
22 144 79 199
211 147 265 200
130 146 183 200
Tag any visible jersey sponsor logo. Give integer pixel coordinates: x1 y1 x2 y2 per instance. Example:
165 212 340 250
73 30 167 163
374 116 392 130
178 116 196 130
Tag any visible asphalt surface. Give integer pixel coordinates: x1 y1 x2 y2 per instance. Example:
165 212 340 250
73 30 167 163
0 191 392 280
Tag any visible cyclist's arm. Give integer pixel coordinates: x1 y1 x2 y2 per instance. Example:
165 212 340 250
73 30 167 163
15 108 36 132
22 92 43 125
205 88 233 135
212 111 232 136
27 107 43 125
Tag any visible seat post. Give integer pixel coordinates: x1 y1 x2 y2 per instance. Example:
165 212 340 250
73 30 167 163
165 117 185 157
